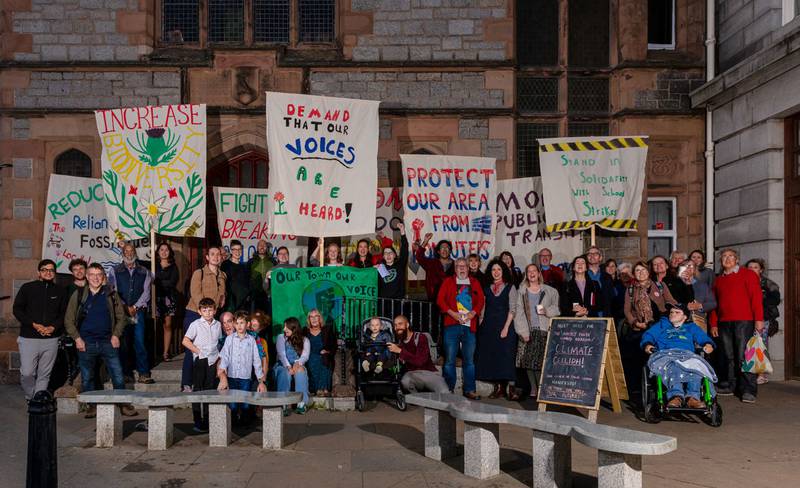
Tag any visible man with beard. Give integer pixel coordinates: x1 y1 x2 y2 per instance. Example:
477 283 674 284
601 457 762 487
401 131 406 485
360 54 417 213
248 239 273 312
387 315 449 394
13 259 68 399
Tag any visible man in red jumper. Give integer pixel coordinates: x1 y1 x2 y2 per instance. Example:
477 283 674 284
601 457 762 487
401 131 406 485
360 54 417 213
413 232 454 301
436 258 485 399
388 315 449 393
709 248 764 403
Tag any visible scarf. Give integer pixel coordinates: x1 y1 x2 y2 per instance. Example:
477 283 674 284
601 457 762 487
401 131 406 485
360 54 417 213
632 279 654 324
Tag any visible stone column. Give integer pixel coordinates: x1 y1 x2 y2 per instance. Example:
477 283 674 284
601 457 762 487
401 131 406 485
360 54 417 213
463 421 500 480
532 430 572 488
95 404 121 448
262 407 282 449
208 404 231 447
423 408 457 460
148 407 174 450
598 451 642 488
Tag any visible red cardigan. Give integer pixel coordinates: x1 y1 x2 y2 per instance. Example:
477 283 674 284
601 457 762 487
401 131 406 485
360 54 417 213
709 267 764 327
436 275 485 332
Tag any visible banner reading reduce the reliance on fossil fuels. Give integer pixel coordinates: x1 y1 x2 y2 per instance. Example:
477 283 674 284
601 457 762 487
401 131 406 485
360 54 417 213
95 104 207 239
42 174 150 273
401 154 496 260
266 92 379 237
213 186 306 264
538 136 648 232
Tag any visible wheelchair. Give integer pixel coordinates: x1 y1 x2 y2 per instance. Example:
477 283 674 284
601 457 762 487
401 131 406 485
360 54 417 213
640 355 723 427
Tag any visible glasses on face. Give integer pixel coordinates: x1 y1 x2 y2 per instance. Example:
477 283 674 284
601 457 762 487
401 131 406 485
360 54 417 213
39 267 56 273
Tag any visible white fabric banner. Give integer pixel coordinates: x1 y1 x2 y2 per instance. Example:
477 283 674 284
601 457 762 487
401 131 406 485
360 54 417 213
266 92 379 237
95 104 207 239
213 186 306 264
401 154 496 260
42 174 150 273
495 177 584 269
538 136 648 232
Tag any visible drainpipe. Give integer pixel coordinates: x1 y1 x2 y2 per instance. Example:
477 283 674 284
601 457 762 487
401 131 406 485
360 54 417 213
704 0 716 256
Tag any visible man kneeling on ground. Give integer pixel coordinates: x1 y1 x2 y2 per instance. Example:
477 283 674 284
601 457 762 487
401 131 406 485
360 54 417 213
388 315 449 394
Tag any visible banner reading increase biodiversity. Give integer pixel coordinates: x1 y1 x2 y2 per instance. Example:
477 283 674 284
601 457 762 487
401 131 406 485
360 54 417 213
401 154 496 259
95 104 207 239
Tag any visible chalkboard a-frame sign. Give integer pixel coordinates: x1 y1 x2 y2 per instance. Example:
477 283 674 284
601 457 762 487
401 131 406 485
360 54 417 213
537 317 613 410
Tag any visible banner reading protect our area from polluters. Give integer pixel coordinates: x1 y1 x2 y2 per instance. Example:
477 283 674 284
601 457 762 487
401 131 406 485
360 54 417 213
42 174 149 273
538 136 648 232
270 266 378 340
401 154 497 260
213 186 306 264
95 104 207 240
266 92 379 237
495 177 583 270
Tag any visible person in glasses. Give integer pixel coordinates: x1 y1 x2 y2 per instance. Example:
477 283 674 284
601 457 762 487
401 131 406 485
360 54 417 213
12 259 68 399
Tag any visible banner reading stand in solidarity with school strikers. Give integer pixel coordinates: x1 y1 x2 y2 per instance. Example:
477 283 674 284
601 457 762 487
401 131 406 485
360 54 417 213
401 154 497 259
538 136 649 232
266 92 379 237
95 104 207 239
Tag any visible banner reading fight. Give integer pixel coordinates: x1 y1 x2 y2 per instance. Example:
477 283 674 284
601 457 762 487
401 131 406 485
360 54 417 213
266 92 379 237
213 186 306 264
42 174 149 272
538 136 648 232
495 177 583 269
95 104 207 239
401 154 496 259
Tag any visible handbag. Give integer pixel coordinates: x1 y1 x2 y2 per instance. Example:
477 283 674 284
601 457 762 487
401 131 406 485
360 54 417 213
742 334 773 375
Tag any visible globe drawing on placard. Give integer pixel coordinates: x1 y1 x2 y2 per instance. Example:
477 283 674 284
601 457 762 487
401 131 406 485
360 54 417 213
302 280 345 327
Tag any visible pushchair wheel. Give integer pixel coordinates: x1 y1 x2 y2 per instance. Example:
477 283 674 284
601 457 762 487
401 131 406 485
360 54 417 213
395 389 407 411
709 401 723 427
356 390 365 412
643 401 662 424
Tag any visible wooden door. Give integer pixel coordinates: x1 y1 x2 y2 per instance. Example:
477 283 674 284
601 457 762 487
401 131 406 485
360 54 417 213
785 118 800 379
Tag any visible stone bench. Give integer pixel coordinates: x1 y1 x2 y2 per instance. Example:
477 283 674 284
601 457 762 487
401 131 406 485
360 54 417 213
406 393 676 488
77 390 301 451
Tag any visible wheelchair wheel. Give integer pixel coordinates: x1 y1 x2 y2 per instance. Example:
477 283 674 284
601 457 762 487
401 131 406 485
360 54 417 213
395 389 407 411
709 401 723 427
644 400 662 423
355 390 365 412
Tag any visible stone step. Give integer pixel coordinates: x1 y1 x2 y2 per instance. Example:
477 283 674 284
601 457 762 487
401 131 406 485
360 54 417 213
150 361 183 382
134 381 182 393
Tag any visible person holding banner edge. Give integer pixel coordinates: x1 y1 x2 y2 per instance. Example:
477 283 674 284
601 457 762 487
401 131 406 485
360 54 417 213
415 233 454 302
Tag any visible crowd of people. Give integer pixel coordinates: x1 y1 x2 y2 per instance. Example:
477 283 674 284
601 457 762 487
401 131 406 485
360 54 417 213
12 223 781 428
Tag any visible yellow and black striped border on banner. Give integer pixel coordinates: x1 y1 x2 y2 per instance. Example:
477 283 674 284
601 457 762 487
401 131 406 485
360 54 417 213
540 137 648 153
546 218 639 233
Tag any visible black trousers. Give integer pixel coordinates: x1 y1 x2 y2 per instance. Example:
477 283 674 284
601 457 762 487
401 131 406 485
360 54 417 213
719 321 758 397
191 357 217 426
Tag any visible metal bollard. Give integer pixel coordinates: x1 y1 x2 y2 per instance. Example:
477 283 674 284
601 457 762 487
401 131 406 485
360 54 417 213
27 390 58 488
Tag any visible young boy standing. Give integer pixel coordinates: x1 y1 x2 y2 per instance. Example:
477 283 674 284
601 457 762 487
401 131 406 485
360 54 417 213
218 311 266 425
182 297 222 432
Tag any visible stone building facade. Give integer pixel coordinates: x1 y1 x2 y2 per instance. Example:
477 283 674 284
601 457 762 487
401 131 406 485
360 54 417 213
0 0 706 382
693 0 800 380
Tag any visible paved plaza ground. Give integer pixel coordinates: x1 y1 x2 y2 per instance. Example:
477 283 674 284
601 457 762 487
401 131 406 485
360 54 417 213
2 382 799 488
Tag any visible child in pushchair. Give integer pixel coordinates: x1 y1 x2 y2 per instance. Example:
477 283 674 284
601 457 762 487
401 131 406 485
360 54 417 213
361 316 394 374
640 303 722 426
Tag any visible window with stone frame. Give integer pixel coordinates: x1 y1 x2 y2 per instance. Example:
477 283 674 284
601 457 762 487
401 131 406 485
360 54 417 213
648 0 675 49
568 0 610 68
208 0 245 43
54 149 92 178
299 0 336 43
162 0 200 44
516 123 559 177
254 0 291 43
517 0 558 66
567 122 609 137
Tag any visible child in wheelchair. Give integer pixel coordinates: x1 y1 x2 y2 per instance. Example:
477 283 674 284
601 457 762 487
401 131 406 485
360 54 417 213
640 303 716 409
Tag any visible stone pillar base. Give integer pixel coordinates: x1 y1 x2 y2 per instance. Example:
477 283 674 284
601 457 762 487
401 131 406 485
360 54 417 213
533 430 572 488
423 408 457 460
598 450 642 488
208 404 231 447
262 407 282 449
96 404 121 448
464 421 500 480
148 407 174 450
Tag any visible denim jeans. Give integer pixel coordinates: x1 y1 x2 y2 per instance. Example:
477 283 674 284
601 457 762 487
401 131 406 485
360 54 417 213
719 321 758 396
79 340 125 392
443 325 476 394
121 309 149 376
227 377 252 411
181 310 201 388
274 364 309 405
666 372 703 400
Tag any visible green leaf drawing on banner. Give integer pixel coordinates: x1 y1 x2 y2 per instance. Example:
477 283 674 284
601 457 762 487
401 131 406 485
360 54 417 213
157 172 204 234
102 170 149 238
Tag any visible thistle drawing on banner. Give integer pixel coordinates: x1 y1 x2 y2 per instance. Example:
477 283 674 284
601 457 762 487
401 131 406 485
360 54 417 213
127 128 180 167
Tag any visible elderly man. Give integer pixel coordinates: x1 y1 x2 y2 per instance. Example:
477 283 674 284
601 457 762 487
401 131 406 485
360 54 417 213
388 315 449 394
13 259 68 399
436 257 485 399
111 243 155 384
538 247 564 290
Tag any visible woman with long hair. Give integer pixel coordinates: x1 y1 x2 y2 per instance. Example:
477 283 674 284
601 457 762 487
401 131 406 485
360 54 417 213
155 242 179 362
310 240 344 266
274 317 310 415
349 238 377 268
303 309 338 397
499 251 523 287
560 255 603 317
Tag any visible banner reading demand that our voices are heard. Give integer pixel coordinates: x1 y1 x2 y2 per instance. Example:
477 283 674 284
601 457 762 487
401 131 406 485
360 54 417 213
213 186 306 264
95 104 207 240
538 136 648 232
266 92 379 237
401 154 496 260
42 174 149 273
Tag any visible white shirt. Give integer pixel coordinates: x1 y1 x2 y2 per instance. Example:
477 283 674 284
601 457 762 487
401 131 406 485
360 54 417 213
219 333 264 380
185 318 221 364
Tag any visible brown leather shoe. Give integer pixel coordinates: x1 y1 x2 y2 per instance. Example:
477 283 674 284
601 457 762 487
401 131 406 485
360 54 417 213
84 405 96 419
506 386 521 401
464 391 481 400
488 384 504 399
120 404 138 417
667 396 683 408
686 397 705 409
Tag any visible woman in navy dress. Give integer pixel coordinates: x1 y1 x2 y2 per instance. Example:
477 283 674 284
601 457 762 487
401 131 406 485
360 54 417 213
475 258 519 400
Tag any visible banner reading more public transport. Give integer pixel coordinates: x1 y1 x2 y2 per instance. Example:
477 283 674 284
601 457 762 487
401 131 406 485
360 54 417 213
95 104 207 240
266 92 379 237
538 136 648 232
401 154 496 260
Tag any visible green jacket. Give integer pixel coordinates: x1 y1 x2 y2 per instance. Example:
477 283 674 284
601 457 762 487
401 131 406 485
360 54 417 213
249 255 273 294
64 286 127 340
